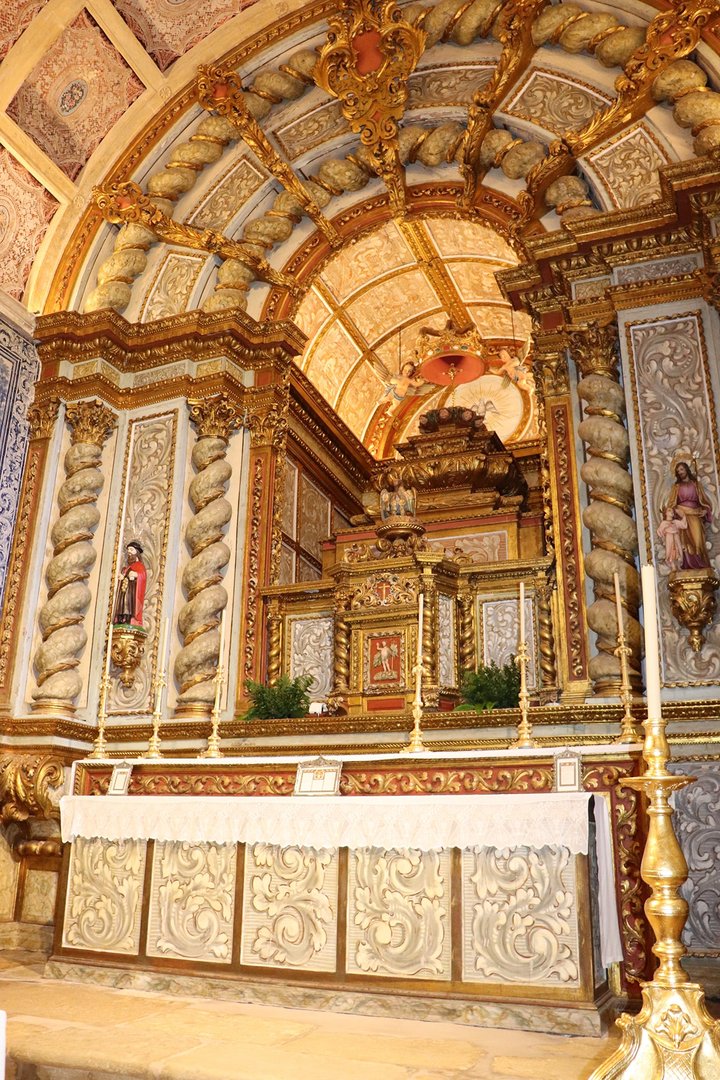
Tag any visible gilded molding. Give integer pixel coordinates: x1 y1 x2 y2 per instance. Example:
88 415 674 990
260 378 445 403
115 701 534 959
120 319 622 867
0 754 64 825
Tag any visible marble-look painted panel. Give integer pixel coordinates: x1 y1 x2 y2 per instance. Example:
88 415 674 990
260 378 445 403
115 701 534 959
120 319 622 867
147 841 236 963
288 615 333 701
462 846 580 986
481 597 536 689
438 594 456 687
21 868 57 925
347 848 452 980
626 313 720 686
241 844 338 972
63 838 146 954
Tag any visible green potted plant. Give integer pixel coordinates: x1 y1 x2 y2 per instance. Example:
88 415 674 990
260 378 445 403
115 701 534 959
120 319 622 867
242 674 314 721
454 659 520 712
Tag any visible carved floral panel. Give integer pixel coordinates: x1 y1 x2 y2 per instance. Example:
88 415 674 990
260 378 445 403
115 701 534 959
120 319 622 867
462 845 580 985
426 530 509 563
298 475 330 560
241 844 338 971
146 841 236 963
626 314 720 685
111 0 254 70
140 252 205 321
62 838 146 954
505 69 610 134
347 848 452 980
671 762 720 954
589 127 668 210
273 101 348 161
0 148 57 301
288 616 333 700
407 63 493 109
188 157 267 231
438 593 456 688
480 597 536 689
108 413 177 714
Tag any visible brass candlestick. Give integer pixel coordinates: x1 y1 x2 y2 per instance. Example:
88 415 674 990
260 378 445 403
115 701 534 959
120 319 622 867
590 711 720 1079
401 663 427 754
614 625 643 744
89 667 110 759
144 666 166 759
512 638 536 749
202 661 225 759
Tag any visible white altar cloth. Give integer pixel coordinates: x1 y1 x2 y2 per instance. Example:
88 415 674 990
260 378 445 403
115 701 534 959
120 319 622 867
62 791 594 852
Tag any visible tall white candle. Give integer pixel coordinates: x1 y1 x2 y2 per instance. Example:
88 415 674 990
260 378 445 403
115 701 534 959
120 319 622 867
641 564 662 719
613 572 624 638
415 593 424 698
519 581 525 645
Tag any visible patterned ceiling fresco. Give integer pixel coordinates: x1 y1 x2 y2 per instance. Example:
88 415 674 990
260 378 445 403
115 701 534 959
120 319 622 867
0 0 719 451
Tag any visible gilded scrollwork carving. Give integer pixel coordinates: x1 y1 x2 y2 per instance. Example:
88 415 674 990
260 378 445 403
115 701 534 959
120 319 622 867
32 399 117 710
0 754 64 825
668 570 719 651
244 457 265 682
174 394 242 710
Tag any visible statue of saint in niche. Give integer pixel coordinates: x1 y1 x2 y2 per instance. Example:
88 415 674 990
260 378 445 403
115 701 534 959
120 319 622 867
662 460 713 570
113 541 147 627
379 471 416 520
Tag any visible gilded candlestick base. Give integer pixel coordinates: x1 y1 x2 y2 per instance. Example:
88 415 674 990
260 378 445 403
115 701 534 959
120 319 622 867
511 641 536 749
144 671 166 759
401 700 427 754
89 670 110 759
613 637 642 744
201 665 225 758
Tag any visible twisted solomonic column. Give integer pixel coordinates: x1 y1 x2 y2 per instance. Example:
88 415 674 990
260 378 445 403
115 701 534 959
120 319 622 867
32 400 116 713
571 323 642 694
174 395 243 715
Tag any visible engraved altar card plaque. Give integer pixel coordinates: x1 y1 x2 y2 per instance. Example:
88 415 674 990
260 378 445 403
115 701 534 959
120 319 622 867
294 756 342 796
554 750 582 793
108 761 133 796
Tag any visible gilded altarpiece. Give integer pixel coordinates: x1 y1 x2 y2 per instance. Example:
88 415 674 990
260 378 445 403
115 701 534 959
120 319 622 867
625 313 720 687
108 412 177 714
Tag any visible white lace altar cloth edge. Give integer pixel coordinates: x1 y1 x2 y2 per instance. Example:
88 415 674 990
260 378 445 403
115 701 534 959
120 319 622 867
61 792 594 852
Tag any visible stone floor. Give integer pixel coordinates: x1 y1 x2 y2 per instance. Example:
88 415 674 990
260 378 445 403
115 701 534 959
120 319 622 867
0 951 626 1080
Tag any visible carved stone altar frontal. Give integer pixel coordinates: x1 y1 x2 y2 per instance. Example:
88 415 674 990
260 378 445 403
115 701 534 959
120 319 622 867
62 837 146 955
288 615 333 701
480 597 536 689
462 846 581 987
346 848 452 980
146 841 236 963
625 312 720 687
240 844 338 972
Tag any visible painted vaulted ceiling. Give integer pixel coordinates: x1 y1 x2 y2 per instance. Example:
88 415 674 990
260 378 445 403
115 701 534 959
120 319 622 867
0 0 719 455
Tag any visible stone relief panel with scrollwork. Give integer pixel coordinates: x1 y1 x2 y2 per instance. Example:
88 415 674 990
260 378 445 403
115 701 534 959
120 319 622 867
146 841 236 963
273 101 348 161
188 157 267 230
626 314 720 686
407 63 492 110
438 593 456 687
240 844 338 971
588 127 668 210
288 616 333 701
62 838 146 954
347 848 452 980
480 597 536 689
108 413 176 714
139 252 206 321
462 845 580 985
670 762 720 954
614 255 701 286
505 69 610 134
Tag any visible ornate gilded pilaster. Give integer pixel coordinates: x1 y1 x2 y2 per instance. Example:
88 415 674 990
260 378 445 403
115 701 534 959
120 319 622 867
456 588 476 677
535 576 559 701
420 570 439 708
31 399 116 714
534 337 589 699
239 398 289 694
570 321 641 695
0 399 60 701
174 394 242 717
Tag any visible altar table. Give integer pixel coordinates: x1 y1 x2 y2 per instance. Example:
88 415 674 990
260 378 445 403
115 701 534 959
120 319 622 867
49 751 640 1036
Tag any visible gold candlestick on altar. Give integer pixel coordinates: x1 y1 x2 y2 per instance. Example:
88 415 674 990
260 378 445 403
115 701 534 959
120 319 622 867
144 617 169 759
401 594 427 754
89 645 111 759
591 564 720 1080
202 610 226 759
512 583 536 749
613 572 642 744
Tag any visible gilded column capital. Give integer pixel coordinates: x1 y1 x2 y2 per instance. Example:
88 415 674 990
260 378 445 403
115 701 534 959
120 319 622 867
247 402 289 450
66 399 116 447
568 321 619 379
27 398 60 441
188 393 243 441
535 351 569 397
